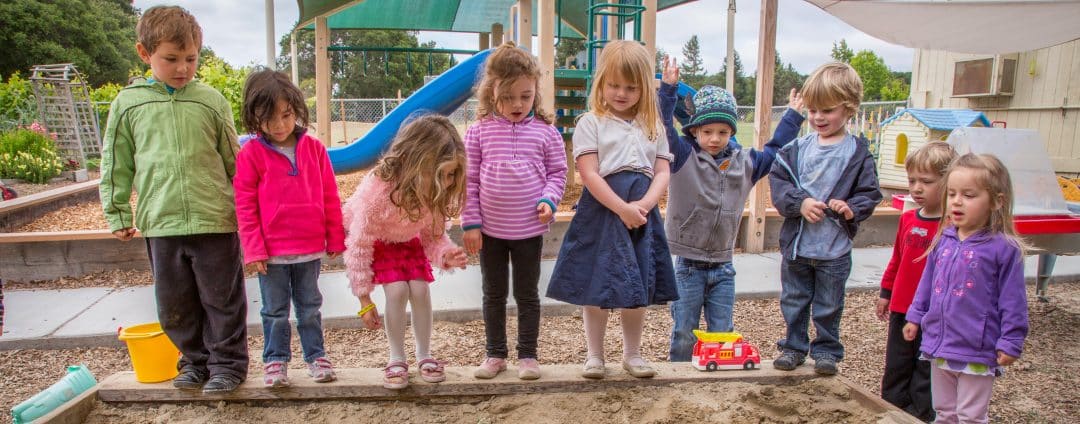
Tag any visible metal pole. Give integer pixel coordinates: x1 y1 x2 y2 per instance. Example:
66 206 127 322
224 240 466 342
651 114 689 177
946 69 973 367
290 32 299 84
726 0 736 93
265 0 276 70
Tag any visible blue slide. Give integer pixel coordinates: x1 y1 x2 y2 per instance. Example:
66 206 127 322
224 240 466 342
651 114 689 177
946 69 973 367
328 49 492 173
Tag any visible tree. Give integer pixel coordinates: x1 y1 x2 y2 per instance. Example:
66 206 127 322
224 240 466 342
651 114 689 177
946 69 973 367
850 50 892 100
557 38 585 68
277 29 454 99
772 52 805 105
680 35 705 88
0 0 141 86
831 39 854 63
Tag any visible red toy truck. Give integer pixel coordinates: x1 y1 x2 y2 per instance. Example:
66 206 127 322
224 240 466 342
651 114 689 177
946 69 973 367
691 330 761 371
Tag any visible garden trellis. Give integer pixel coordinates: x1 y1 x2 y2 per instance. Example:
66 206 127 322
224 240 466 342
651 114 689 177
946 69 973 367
29 64 101 166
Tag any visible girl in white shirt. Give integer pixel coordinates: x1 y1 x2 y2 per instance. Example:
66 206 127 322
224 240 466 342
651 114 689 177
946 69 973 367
546 40 678 380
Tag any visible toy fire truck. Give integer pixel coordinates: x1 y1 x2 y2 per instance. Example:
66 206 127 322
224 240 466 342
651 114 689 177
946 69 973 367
691 330 761 371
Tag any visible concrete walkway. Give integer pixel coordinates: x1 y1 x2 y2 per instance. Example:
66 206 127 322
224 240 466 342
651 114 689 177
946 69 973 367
3 247 1079 350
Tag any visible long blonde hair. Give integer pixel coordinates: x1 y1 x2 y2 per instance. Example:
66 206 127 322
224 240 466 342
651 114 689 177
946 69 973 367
374 114 467 234
476 42 554 124
588 40 661 141
922 153 1028 259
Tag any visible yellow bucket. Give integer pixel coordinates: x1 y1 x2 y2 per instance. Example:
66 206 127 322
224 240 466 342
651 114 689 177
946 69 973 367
118 323 180 383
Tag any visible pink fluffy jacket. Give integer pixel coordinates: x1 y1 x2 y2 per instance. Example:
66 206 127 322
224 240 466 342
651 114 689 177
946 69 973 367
343 175 459 297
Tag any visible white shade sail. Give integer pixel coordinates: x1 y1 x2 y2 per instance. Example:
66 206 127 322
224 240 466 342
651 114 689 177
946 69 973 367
806 0 1080 54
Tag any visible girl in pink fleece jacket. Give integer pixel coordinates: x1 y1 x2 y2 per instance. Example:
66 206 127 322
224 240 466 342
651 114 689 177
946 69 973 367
343 114 469 390
234 70 345 387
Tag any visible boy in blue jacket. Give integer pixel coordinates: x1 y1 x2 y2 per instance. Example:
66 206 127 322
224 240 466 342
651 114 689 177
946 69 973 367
768 62 882 375
658 57 803 361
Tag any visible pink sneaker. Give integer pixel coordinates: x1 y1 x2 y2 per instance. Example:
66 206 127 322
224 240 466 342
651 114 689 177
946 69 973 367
473 357 507 379
263 361 289 387
517 358 541 380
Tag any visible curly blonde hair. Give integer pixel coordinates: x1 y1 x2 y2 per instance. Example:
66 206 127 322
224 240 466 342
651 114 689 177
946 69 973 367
475 42 554 124
374 114 467 235
588 40 661 141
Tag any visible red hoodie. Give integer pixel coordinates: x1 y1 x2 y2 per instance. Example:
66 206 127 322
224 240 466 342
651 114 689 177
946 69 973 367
880 208 940 314
234 130 345 264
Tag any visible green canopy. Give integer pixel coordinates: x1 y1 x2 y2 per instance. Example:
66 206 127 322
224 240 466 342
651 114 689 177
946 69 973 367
296 0 698 39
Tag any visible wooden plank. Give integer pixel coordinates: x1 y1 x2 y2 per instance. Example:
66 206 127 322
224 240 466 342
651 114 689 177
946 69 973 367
745 0 777 254
0 179 99 214
37 385 99 424
314 15 331 146
835 376 924 424
0 229 130 243
97 362 818 403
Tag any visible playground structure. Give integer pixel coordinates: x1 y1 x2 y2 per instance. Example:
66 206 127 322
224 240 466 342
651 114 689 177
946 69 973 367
875 108 990 189
28 64 101 169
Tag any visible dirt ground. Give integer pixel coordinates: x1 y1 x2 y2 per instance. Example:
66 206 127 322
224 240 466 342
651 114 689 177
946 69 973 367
2 283 1077 423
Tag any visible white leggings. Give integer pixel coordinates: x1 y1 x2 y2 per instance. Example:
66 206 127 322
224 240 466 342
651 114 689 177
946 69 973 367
582 306 646 361
381 280 433 363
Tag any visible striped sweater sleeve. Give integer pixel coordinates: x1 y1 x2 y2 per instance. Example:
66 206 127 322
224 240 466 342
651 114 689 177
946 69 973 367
539 125 568 210
461 122 483 231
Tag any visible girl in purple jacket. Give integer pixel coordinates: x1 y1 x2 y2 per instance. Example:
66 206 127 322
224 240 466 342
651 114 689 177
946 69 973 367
234 69 346 387
904 153 1029 423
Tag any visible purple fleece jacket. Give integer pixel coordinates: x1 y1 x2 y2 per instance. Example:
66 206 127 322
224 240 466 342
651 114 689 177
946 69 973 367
906 226 1029 366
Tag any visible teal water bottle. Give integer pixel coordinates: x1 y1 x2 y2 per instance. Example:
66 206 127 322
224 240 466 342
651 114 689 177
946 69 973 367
11 365 96 424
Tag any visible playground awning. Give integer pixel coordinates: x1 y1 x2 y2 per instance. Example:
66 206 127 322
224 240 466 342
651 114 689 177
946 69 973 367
296 0 698 38
807 0 1080 54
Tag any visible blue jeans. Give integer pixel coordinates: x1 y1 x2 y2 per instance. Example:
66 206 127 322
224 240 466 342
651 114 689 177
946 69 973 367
778 253 851 361
258 259 326 364
668 258 736 361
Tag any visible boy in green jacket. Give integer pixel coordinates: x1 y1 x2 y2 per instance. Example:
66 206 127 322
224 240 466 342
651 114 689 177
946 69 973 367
99 5 248 394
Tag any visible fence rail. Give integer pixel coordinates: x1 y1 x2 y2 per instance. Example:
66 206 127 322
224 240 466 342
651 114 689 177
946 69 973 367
93 98 906 150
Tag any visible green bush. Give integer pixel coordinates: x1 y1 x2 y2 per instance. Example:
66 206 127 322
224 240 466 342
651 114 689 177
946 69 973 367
0 74 38 131
0 126 63 183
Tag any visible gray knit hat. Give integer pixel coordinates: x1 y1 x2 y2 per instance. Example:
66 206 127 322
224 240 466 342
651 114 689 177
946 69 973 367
683 85 738 137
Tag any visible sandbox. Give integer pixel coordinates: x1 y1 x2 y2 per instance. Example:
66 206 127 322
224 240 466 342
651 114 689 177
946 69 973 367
42 363 919 424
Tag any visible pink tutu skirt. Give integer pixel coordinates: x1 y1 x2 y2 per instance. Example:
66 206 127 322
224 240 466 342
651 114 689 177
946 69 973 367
371 237 435 284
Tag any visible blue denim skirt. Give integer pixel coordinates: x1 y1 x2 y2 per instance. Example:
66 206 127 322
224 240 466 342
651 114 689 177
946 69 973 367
546 171 678 309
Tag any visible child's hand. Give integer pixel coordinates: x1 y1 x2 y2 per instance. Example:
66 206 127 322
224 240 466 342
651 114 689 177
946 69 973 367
997 351 1018 366
617 202 648 229
358 297 382 330
800 198 828 223
828 199 855 220
248 260 267 275
661 55 679 85
112 228 136 242
537 202 554 224
787 88 804 113
443 247 468 269
902 323 919 341
327 251 340 260
875 298 890 322
463 229 483 255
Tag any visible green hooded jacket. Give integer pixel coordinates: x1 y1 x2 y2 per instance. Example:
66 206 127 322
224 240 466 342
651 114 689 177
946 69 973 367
99 79 240 237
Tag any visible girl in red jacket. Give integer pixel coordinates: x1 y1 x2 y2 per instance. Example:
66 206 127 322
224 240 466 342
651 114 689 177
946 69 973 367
234 69 346 388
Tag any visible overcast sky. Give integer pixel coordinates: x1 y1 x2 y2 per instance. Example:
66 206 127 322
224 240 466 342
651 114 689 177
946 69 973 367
131 0 914 74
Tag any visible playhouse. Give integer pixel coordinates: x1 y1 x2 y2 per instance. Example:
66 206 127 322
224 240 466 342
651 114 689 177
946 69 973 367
876 108 990 189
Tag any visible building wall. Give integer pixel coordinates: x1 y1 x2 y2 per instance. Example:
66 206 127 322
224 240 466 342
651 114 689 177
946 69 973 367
910 40 1080 173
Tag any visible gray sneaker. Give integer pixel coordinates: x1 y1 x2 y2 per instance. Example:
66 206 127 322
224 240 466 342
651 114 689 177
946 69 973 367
814 355 838 375
772 350 805 371
202 373 243 394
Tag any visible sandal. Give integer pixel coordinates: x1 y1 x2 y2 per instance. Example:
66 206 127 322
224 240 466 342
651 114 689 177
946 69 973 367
383 360 409 389
417 358 447 383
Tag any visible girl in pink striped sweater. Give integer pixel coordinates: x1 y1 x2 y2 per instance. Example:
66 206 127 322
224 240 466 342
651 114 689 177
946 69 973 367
463 42 568 380
343 114 469 390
